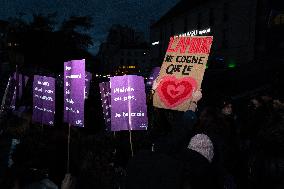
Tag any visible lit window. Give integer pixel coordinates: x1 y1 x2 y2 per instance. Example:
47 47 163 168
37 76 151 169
274 15 284 25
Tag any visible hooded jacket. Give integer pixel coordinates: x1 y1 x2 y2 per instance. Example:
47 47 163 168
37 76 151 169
126 150 183 189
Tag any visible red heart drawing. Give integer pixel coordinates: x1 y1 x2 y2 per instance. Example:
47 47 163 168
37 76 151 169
157 76 197 108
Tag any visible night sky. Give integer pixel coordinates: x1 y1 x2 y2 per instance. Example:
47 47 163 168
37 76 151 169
0 0 178 54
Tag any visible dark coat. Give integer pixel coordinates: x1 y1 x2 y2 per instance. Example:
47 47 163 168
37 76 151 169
125 150 183 189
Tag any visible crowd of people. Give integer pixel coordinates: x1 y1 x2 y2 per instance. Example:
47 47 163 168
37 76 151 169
0 79 283 189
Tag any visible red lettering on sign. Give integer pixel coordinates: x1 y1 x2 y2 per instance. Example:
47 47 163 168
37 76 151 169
188 38 201 54
167 37 178 53
167 36 213 54
201 37 213 54
176 37 191 54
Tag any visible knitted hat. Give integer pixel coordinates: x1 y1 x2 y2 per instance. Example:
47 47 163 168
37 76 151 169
188 134 214 163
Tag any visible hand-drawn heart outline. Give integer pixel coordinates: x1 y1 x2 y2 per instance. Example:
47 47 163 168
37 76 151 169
157 76 197 108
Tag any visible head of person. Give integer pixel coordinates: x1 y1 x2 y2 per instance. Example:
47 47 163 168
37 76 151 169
248 97 262 110
221 102 233 116
187 134 214 163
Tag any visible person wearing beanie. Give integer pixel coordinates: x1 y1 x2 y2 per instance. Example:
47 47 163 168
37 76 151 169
178 134 221 189
187 134 214 163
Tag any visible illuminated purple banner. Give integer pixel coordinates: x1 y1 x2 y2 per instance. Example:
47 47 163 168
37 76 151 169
110 75 148 131
146 67 160 87
85 71 92 99
32 75 55 126
10 73 29 109
64 59 85 127
99 82 111 130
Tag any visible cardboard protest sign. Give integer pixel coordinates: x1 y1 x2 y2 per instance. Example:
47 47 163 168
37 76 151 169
85 71 92 99
64 60 85 127
99 82 111 130
32 75 55 126
110 75 148 131
153 36 213 111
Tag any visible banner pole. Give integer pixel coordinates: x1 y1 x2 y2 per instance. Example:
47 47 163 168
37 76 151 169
67 123 71 173
129 129 134 157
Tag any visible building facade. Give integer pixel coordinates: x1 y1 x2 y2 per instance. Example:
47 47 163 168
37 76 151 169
150 0 284 69
96 25 151 76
